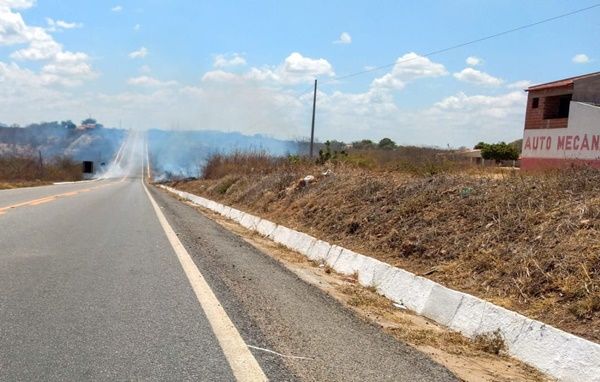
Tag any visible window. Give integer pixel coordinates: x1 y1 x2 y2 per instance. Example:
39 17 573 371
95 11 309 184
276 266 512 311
532 97 539 108
543 94 572 119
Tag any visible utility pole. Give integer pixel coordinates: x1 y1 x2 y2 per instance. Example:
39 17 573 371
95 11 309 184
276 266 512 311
309 79 317 157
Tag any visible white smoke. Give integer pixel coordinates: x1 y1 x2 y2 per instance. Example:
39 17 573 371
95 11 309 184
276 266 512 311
99 129 146 179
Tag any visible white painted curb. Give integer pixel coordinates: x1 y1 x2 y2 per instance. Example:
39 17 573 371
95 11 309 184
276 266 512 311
160 185 600 382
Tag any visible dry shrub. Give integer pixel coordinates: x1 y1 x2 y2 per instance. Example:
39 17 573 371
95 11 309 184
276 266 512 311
473 330 507 355
342 146 476 175
0 154 82 182
202 151 299 180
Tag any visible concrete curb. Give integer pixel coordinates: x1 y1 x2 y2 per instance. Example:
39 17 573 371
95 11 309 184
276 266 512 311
161 185 600 382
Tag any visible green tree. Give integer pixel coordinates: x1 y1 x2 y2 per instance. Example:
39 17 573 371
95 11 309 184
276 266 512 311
352 139 375 149
316 141 347 165
378 137 396 150
61 120 76 129
479 142 519 162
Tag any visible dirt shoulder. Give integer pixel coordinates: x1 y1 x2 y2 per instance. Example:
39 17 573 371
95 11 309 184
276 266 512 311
169 165 600 344
0 180 52 190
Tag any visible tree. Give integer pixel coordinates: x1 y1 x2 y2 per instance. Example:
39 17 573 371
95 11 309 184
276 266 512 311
61 120 76 129
479 141 519 162
509 139 523 155
378 137 396 150
352 139 375 150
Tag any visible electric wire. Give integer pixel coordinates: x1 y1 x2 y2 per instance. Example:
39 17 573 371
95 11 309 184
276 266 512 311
322 2 600 85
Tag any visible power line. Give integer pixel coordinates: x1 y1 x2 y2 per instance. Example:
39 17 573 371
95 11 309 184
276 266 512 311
243 3 600 138
324 2 600 85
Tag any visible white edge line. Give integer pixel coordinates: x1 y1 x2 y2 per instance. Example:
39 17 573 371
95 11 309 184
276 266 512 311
142 181 267 382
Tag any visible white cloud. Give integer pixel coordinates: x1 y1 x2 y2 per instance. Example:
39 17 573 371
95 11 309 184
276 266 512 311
0 61 75 111
278 52 334 83
202 70 240 83
133 23 141 31
0 2 96 87
213 53 246 68
111 5 122 12
453 67 503 86
0 4 38 45
333 32 351 44
466 56 482 66
40 51 96 86
418 90 527 144
42 52 98 86
9 28 61 60
371 52 447 90
0 36 526 149
128 46 148 59
204 52 334 85
46 18 82 31
507 80 532 89
434 91 524 116
0 0 35 9
572 54 590 64
127 75 177 87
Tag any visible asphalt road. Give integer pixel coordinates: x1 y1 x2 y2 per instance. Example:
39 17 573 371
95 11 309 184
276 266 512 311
0 136 457 381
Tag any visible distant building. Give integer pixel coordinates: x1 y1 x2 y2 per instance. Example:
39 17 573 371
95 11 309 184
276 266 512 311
77 118 99 130
521 71 600 169
458 149 483 165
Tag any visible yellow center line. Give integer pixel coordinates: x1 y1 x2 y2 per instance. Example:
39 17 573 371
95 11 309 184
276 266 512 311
0 182 118 216
28 197 57 206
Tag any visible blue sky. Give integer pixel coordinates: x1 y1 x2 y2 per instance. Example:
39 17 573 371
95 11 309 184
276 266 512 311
1 0 598 147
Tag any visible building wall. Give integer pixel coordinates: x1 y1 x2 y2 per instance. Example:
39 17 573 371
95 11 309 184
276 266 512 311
521 102 600 169
574 75 600 105
524 86 572 129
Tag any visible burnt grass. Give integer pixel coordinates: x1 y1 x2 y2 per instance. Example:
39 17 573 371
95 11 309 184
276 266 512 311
171 163 600 343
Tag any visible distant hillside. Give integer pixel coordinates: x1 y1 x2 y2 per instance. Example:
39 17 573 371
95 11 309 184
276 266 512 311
0 121 125 165
148 129 298 178
0 122 299 178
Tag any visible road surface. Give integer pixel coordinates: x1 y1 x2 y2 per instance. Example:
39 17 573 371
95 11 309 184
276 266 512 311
0 134 456 381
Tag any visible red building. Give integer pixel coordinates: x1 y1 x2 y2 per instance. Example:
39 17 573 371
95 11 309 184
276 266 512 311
521 72 600 169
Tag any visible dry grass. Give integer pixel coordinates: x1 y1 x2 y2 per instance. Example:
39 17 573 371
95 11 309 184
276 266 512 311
0 155 82 184
202 151 304 180
171 152 600 343
340 147 472 175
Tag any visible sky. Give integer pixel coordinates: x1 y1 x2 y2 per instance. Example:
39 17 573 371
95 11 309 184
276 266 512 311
0 0 598 147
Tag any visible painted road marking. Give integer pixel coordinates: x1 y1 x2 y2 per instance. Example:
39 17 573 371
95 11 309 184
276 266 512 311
0 182 116 216
143 182 267 382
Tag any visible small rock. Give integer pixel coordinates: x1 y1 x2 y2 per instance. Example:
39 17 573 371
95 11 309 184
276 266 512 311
297 175 316 188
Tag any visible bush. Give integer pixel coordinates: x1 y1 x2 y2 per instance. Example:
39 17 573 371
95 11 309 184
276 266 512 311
316 141 347 165
378 138 397 150
0 155 82 182
476 141 519 162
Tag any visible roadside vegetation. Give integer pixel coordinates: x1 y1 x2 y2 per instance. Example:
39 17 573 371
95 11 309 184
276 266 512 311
168 143 600 343
0 155 82 189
